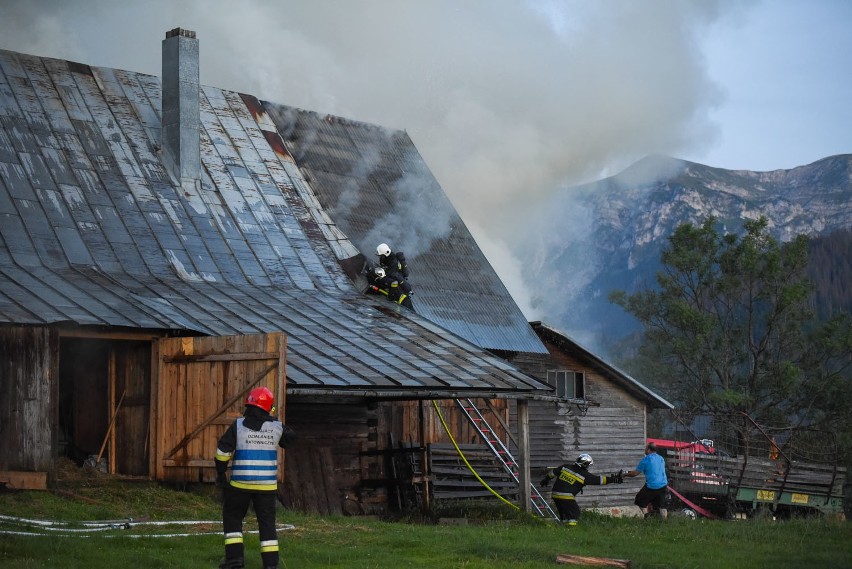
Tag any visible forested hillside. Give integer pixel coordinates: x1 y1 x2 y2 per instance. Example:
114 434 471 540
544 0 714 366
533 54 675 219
807 228 852 320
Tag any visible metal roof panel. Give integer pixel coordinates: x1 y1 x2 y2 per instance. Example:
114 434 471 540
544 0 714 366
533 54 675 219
0 48 549 398
262 105 546 354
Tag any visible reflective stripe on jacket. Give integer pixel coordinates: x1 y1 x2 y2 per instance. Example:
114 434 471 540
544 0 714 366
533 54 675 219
230 417 284 491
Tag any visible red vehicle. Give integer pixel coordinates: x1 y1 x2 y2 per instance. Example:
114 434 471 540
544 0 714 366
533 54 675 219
646 438 729 517
648 438 717 455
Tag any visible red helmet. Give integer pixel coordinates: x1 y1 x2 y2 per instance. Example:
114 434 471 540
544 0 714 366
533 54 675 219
246 387 274 413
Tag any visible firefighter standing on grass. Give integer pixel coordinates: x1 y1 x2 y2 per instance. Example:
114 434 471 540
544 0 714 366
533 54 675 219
540 453 623 526
215 387 295 569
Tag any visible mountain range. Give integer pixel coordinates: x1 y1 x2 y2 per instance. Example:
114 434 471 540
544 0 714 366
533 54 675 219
519 153 852 356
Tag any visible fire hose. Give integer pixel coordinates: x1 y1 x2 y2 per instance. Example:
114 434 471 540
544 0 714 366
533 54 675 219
0 514 295 538
665 485 718 520
431 400 520 511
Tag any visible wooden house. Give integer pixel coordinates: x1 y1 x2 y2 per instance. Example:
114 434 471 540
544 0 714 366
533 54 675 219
0 28 669 517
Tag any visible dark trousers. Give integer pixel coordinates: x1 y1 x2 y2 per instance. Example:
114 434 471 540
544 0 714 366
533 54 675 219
634 484 667 512
222 487 279 567
553 496 581 524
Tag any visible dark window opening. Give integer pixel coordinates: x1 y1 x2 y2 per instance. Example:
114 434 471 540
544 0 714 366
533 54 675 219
546 370 585 400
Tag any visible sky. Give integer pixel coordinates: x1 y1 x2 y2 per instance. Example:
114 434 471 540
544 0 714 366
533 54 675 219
1 0 850 316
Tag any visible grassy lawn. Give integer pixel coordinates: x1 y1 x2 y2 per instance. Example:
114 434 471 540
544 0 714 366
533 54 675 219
1 479 850 568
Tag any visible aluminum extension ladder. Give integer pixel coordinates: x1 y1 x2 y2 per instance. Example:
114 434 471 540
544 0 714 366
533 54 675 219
456 398 558 520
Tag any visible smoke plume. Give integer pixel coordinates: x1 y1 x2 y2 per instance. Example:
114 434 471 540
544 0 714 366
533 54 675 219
0 0 753 317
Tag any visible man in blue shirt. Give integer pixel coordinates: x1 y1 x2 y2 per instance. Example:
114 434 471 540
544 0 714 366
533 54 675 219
625 442 668 519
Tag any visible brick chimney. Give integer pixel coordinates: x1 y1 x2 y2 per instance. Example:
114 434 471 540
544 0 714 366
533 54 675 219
161 28 200 183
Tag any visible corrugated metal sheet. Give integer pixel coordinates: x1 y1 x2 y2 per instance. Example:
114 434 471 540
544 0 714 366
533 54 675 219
261 105 548 354
0 49 549 397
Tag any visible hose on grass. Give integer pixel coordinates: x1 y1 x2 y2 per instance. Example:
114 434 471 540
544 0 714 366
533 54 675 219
0 513 294 538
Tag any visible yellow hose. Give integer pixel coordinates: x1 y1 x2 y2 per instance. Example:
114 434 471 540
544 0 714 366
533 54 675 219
431 400 519 510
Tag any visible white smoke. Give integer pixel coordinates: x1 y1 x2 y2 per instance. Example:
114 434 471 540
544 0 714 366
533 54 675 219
0 0 754 315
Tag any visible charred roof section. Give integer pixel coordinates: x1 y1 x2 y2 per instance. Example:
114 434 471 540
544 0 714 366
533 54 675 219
262 104 547 355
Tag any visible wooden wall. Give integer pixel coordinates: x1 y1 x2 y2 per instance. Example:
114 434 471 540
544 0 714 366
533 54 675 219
510 345 648 509
376 399 509 448
282 398 381 515
0 326 56 475
280 398 509 516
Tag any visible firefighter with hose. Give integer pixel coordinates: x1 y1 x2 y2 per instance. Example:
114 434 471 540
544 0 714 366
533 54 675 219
540 453 624 526
215 387 295 569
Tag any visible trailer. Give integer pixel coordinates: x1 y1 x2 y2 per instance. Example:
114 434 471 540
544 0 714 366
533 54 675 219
654 415 846 519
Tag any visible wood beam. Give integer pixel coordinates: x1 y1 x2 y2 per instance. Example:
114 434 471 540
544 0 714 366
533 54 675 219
518 399 531 512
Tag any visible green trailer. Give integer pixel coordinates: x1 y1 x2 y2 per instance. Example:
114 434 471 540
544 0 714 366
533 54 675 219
657 417 847 519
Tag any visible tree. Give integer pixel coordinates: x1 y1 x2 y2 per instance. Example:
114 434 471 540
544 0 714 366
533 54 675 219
610 217 852 444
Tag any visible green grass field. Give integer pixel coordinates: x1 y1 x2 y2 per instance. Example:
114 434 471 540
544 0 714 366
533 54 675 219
1 479 850 568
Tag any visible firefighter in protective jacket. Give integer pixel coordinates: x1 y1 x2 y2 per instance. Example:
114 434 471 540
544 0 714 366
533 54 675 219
540 453 623 526
376 243 409 281
366 266 413 310
215 387 295 569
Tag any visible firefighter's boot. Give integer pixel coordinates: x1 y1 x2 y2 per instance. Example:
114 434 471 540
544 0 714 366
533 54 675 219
218 558 244 569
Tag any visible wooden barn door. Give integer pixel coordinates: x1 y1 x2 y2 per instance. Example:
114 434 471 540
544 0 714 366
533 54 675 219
153 333 286 483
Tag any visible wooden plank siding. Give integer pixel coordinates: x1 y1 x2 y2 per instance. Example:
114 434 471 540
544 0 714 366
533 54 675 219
282 399 381 515
376 399 509 448
510 345 648 509
155 333 286 483
0 326 56 476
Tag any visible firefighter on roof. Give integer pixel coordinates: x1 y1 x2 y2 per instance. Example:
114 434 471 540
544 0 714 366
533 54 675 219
376 242 410 282
540 453 623 526
215 386 295 569
366 265 414 310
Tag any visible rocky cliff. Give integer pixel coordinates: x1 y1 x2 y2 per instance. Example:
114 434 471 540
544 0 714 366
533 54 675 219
521 154 852 354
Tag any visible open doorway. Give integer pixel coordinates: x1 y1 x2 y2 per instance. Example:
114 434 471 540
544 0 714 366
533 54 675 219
58 337 151 476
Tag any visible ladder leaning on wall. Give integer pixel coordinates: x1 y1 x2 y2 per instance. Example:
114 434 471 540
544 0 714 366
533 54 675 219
455 398 558 520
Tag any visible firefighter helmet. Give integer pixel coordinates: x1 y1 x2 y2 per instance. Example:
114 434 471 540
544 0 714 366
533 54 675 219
376 243 391 257
576 453 594 468
374 267 386 279
246 386 274 413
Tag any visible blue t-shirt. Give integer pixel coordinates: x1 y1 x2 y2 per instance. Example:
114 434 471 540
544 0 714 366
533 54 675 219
636 452 667 490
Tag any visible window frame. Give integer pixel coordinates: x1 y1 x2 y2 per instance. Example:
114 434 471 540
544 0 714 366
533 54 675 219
546 369 586 401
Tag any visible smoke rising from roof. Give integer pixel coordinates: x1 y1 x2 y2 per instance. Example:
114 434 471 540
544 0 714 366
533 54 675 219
0 0 750 319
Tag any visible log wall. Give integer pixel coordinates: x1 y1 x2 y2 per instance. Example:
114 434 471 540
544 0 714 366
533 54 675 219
282 398 384 515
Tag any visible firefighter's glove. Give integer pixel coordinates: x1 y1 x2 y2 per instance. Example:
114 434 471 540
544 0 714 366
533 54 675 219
216 473 229 490
609 470 624 484
540 477 551 487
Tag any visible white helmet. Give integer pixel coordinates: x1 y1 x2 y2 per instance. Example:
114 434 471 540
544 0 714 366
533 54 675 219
374 267 386 279
576 453 593 469
376 243 391 257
